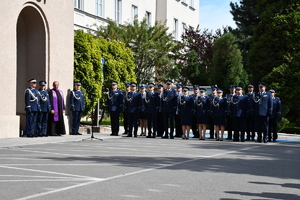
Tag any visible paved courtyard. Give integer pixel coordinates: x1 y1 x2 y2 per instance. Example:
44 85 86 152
0 132 299 200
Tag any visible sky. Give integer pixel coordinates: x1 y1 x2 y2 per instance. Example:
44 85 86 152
199 0 238 32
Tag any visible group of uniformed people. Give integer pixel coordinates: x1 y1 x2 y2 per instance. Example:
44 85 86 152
106 80 282 143
24 78 85 137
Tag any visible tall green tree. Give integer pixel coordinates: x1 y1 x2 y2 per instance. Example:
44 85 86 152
93 18 180 84
74 30 136 116
178 26 222 85
251 1 300 123
229 0 260 74
211 33 248 90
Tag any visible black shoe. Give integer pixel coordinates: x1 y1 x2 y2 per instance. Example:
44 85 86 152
233 140 239 142
170 136 174 139
162 135 169 139
43 135 48 137
134 135 137 137
267 139 271 142
263 140 268 143
245 138 250 141
226 138 232 140
110 133 115 136
57 134 62 136
241 140 245 142
122 132 127 135
125 135 132 137
273 139 277 142
146 135 152 138
151 136 156 138
76 132 82 135
256 140 262 143
208 137 214 139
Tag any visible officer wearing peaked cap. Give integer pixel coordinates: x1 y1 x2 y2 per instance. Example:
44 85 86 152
25 78 40 137
145 83 159 138
156 84 164 137
162 80 177 139
246 83 255 141
36 81 51 137
208 85 218 139
70 81 85 135
174 84 183 138
225 85 236 140
106 81 123 136
191 85 199 138
125 82 142 137
122 83 131 135
254 82 273 143
195 88 210 140
268 89 282 142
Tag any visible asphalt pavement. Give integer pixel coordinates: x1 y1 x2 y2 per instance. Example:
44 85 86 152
0 127 299 200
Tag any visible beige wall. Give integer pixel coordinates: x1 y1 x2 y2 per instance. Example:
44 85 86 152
0 0 74 138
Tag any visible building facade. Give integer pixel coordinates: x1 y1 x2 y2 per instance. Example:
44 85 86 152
74 0 199 39
0 0 74 138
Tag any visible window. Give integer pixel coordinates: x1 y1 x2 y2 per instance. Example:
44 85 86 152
74 0 84 10
182 22 186 35
115 0 122 23
146 11 151 25
132 5 138 23
173 18 178 40
190 0 194 7
96 0 103 17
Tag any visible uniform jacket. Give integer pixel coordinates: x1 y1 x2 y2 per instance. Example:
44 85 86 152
208 93 217 115
231 95 250 118
140 92 147 112
70 90 85 112
145 91 159 113
125 91 142 113
254 91 273 117
25 87 40 112
38 89 51 112
195 96 210 117
226 93 235 116
157 92 163 112
247 92 255 116
162 88 177 113
106 89 123 112
270 97 282 119
178 95 194 116
212 97 228 117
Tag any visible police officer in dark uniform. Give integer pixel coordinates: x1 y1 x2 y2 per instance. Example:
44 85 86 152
268 89 282 142
125 83 142 137
225 85 236 140
254 83 273 143
25 78 40 137
178 87 194 139
231 86 250 142
208 85 218 139
70 81 85 135
162 80 177 139
145 83 159 138
195 88 210 140
246 83 256 141
174 84 183 137
122 83 131 135
106 81 123 136
156 84 164 137
191 85 199 138
36 81 50 137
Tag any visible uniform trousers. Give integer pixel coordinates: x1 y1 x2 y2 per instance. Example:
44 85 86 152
128 113 138 136
191 114 198 137
36 112 49 135
233 117 246 141
157 112 164 137
123 112 129 134
208 115 215 138
147 113 157 136
110 111 120 135
174 114 183 137
25 111 38 136
246 115 255 140
71 111 83 133
226 116 233 139
255 116 269 142
163 112 174 137
268 118 278 140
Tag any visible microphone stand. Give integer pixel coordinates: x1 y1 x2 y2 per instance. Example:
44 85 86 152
82 107 103 141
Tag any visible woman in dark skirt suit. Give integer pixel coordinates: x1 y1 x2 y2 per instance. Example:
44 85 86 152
139 84 147 136
212 89 228 141
195 88 210 140
179 87 194 139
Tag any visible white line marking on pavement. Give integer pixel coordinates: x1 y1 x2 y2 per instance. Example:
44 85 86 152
0 165 103 180
12 145 262 200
